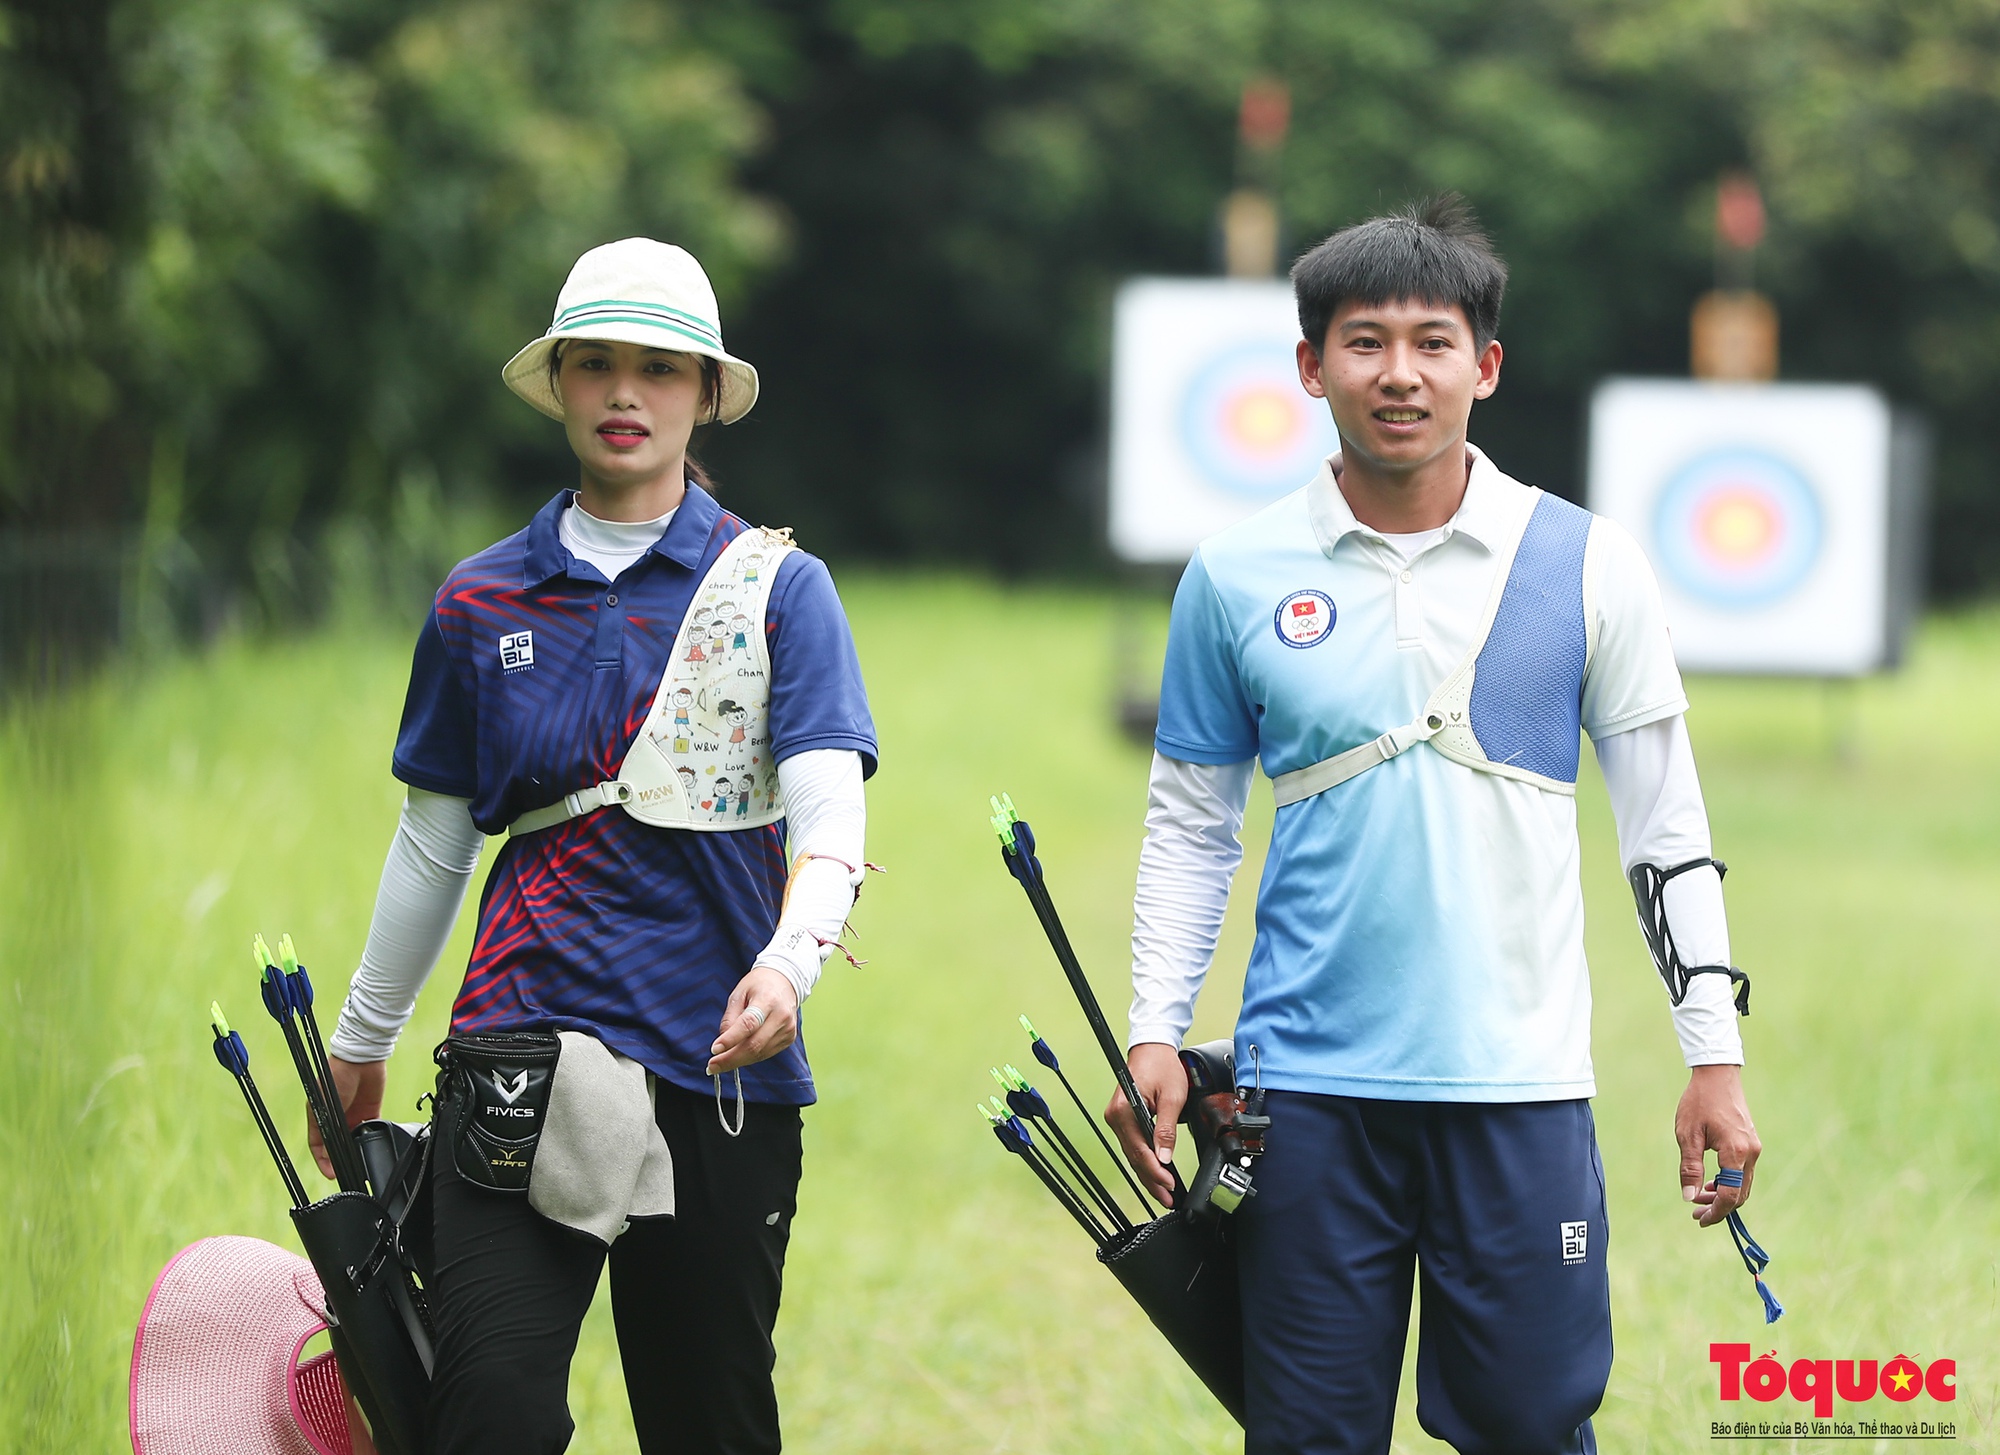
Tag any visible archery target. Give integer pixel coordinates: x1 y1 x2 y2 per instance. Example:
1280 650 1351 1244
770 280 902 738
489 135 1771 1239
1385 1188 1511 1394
1110 279 1339 562
1652 448 1823 607
1588 379 1895 676
1179 344 1333 499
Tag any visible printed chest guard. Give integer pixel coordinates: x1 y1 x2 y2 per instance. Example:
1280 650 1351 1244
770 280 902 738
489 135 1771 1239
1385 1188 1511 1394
1271 490 1594 807
508 527 797 836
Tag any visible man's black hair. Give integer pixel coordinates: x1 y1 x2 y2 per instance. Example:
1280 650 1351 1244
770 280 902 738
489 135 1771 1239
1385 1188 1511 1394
1291 194 1508 352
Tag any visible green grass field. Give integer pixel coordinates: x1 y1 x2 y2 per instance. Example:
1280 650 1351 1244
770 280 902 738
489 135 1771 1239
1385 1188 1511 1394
4 577 1996 1453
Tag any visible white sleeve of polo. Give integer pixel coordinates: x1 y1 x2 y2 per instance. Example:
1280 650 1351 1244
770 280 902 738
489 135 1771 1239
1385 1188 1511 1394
1582 517 1690 739
752 749 867 1007
1595 715 1744 1067
1129 753 1255 1050
329 789 487 1063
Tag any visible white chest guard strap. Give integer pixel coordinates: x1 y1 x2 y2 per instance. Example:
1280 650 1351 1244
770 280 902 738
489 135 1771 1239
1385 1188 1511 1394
508 528 797 837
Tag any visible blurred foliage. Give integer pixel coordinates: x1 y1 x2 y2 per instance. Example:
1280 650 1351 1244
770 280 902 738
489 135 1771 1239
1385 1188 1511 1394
2 0 1999 589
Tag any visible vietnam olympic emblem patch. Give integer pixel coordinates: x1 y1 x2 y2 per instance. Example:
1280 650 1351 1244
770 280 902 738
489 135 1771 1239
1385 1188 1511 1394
1273 589 1336 648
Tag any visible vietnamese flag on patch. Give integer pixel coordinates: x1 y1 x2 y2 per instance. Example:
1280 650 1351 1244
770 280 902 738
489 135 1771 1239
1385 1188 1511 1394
1292 600 1318 617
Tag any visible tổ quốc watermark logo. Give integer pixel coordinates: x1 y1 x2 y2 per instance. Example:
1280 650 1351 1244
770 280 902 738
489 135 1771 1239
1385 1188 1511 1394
1711 1344 1958 1441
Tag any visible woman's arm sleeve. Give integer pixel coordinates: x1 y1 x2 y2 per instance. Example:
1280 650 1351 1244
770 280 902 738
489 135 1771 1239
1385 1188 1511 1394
328 788 487 1062
753 748 867 1007
1129 752 1256 1049
1595 714 1744 1067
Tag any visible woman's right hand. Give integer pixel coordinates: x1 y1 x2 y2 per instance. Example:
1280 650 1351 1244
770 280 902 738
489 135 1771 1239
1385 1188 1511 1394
311 1056 386 1180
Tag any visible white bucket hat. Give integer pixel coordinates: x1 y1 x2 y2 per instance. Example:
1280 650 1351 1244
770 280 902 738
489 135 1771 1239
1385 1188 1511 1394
503 238 760 425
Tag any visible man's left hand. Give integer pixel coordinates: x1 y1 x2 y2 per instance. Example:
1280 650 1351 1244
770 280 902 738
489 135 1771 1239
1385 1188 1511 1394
1676 1063 1761 1228
708 966 799 1073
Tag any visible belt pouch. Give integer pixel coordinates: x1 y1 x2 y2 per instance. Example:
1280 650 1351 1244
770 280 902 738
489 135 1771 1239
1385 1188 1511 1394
435 1031 561 1193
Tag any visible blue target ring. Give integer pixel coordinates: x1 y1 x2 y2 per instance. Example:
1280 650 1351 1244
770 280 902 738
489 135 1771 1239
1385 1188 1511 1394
1179 344 1338 500
1652 448 1823 608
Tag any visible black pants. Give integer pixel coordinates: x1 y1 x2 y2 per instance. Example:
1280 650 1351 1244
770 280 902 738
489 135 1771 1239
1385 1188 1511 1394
426 1081 804 1455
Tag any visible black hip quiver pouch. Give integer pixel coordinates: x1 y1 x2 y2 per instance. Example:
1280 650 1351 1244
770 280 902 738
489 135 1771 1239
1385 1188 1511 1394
434 1031 561 1193
1098 1213 1245 1424
290 1121 435 1455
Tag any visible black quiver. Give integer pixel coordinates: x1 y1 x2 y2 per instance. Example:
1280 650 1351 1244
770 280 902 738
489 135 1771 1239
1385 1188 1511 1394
1097 1212 1246 1423
291 1121 434 1455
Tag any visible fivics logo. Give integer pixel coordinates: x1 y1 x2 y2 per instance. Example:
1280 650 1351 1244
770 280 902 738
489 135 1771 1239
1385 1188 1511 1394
1712 1344 1956 1418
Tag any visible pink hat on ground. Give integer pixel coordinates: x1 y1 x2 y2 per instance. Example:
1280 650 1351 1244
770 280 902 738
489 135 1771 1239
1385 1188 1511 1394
131 1236 373 1455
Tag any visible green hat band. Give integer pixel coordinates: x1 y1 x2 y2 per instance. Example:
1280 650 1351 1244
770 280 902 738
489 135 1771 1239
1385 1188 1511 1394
554 298 723 351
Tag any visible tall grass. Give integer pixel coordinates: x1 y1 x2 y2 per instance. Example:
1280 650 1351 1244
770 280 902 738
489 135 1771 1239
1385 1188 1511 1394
2 580 1995 1453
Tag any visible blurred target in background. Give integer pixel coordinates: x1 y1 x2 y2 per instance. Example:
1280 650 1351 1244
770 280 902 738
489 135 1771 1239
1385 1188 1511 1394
1652 448 1823 608
1110 279 1338 564
1177 344 1337 501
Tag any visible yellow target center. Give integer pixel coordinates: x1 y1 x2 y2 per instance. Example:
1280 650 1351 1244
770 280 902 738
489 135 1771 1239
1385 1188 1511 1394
1225 388 1300 456
1697 490 1779 564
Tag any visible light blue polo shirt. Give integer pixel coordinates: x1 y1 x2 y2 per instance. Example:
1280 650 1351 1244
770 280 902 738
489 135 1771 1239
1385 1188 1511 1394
1156 449 1686 1102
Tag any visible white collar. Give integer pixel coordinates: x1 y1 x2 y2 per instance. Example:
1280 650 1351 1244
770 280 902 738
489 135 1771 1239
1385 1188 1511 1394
1306 443 1517 559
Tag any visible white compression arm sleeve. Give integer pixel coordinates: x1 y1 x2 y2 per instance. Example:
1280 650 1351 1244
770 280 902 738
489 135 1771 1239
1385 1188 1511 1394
1128 753 1256 1049
328 788 485 1063
1595 714 1744 1066
752 748 868 1007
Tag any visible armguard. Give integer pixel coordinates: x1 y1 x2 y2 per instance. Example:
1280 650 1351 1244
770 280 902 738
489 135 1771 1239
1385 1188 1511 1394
1627 857 1752 1016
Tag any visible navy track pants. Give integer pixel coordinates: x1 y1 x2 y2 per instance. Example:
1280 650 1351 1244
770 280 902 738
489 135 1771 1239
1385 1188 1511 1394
1238 1093 1611 1455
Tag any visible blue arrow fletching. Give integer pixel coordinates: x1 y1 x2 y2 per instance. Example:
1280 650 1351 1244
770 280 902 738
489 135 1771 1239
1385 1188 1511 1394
212 1030 250 1076
288 964 315 1008
260 968 290 1019
1030 1037 1059 1072
1005 1087 1036 1120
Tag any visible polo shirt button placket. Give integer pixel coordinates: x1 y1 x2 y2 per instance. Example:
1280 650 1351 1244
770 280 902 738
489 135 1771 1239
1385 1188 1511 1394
594 586 627 671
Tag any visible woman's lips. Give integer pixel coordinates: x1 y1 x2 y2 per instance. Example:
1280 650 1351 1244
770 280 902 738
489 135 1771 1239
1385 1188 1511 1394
597 424 649 450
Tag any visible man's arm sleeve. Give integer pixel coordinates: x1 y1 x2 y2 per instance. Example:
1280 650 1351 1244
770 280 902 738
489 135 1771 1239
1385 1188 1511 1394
1595 715 1744 1067
1581 518 1689 739
1154 552 1260 765
1129 752 1255 1049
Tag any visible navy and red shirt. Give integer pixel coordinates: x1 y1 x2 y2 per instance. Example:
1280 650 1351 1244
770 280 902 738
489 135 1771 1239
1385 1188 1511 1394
393 484 877 1104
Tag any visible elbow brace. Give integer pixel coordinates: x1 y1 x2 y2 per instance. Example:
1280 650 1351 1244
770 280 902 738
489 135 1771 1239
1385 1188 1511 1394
1628 857 1752 1016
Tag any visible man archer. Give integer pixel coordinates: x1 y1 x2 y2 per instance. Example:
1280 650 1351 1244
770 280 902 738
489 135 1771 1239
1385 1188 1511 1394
1110 196 1761 1454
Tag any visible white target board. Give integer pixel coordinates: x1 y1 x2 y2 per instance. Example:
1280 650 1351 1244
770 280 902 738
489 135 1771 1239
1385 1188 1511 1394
1109 278 1339 564
1587 379 1908 676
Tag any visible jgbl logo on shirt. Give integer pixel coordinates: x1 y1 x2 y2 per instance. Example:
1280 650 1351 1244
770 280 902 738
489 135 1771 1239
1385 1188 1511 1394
1274 589 1336 648
499 631 535 672
1561 1220 1589 1265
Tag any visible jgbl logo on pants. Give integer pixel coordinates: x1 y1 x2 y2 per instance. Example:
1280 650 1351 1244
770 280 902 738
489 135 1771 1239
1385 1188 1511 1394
1560 1220 1589 1265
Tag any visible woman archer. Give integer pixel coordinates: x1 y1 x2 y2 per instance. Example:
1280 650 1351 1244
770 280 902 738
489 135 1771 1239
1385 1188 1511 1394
318 238 877 1455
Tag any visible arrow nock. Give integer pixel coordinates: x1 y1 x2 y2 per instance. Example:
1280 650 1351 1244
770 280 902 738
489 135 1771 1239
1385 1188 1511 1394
988 793 1020 851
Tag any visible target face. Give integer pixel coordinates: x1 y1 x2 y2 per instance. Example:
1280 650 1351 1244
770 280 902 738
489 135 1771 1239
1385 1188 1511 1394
1178 344 1337 500
1652 448 1823 607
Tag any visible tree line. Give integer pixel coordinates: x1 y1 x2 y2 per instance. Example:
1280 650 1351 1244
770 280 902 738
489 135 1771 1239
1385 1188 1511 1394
4 0 1996 592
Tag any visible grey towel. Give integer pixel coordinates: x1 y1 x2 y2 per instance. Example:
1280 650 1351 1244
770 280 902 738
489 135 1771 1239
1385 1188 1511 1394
528 1032 675 1244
